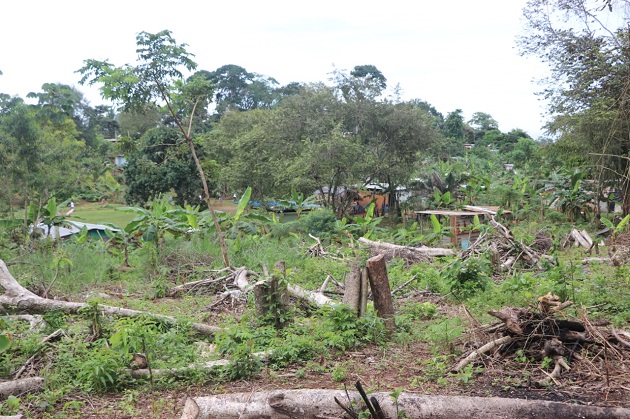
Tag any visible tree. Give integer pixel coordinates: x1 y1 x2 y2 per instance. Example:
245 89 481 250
123 126 215 206
196 65 279 116
78 29 230 267
519 0 630 213
331 64 387 103
442 109 471 143
356 101 440 214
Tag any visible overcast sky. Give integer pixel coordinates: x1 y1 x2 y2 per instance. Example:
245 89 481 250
0 0 550 138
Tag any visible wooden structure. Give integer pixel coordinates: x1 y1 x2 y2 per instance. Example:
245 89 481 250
414 206 509 247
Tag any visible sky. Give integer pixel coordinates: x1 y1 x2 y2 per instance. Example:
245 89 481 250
0 0 550 138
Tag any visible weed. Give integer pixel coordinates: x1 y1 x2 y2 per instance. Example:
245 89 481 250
0 395 21 415
222 343 263 380
74 347 124 392
331 363 347 382
445 257 492 298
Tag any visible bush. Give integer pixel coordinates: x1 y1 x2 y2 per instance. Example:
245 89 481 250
445 257 492 298
295 209 338 236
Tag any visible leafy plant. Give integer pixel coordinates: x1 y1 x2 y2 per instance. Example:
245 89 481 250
445 257 492 298
74 348 123 392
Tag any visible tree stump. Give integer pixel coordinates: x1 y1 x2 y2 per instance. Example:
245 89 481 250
342 262 362 315
366 254 395 332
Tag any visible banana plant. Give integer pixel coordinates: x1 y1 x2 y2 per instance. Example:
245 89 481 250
208 187 273 238
289 187 320 219
600 213 630 248
117 198 188 251
423 214 452 246
342 202 384 239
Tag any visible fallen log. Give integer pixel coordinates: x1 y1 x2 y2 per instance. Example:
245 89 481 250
358 237 455 263
287 283 333 306
0 377 44 399
0 259 221 337
180 390 630 419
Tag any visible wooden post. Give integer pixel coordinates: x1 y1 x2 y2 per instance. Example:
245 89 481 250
342 262 362 315
366 254 395 331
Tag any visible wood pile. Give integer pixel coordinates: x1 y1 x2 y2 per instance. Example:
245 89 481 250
453 293 630 389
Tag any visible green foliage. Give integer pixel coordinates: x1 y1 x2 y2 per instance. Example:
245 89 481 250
342 203 385 239
109 316 170 355
295 209 338 236
0 395 21 416
444 257 492 298
221 342 263 381
74 347 123 392
0 334 10 353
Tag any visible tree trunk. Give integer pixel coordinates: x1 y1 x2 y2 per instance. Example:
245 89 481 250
0 260 220 337
358 237 455 259
366 254 395 332
180 390 630 419
0 377 44 399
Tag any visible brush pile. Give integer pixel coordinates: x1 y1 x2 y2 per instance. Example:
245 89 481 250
453 293 630 390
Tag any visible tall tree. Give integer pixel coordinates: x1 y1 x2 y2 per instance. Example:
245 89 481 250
78 29 230 267
519 0 630 213
195 65 279 116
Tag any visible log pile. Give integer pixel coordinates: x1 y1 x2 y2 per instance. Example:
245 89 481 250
453 294 630 390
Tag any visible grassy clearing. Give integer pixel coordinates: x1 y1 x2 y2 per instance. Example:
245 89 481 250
1 207 629 417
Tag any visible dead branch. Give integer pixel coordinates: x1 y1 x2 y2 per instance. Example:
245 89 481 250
358 237 454 263
127 351 270 379
453 336 514 372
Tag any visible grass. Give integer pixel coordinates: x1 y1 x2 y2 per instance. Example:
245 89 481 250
68 203 136 226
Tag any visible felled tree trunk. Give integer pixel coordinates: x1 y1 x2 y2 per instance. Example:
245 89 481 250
0 260 220 337
180 390 630 419
0 377 44 399
358 237 455 261
366 254 395 331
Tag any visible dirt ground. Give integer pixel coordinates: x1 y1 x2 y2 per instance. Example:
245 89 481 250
40 291 630 419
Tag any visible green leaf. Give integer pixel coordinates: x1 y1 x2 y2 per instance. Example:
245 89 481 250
600 217 614 229
0 334 10 352
614 214 630 234
430 214 442 234
234 187 252 221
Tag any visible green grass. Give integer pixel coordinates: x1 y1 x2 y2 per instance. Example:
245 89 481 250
68 204 136 227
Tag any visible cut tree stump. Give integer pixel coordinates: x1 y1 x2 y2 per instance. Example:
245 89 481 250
180 390 630 419
342 262 362 315
366 254 395 331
